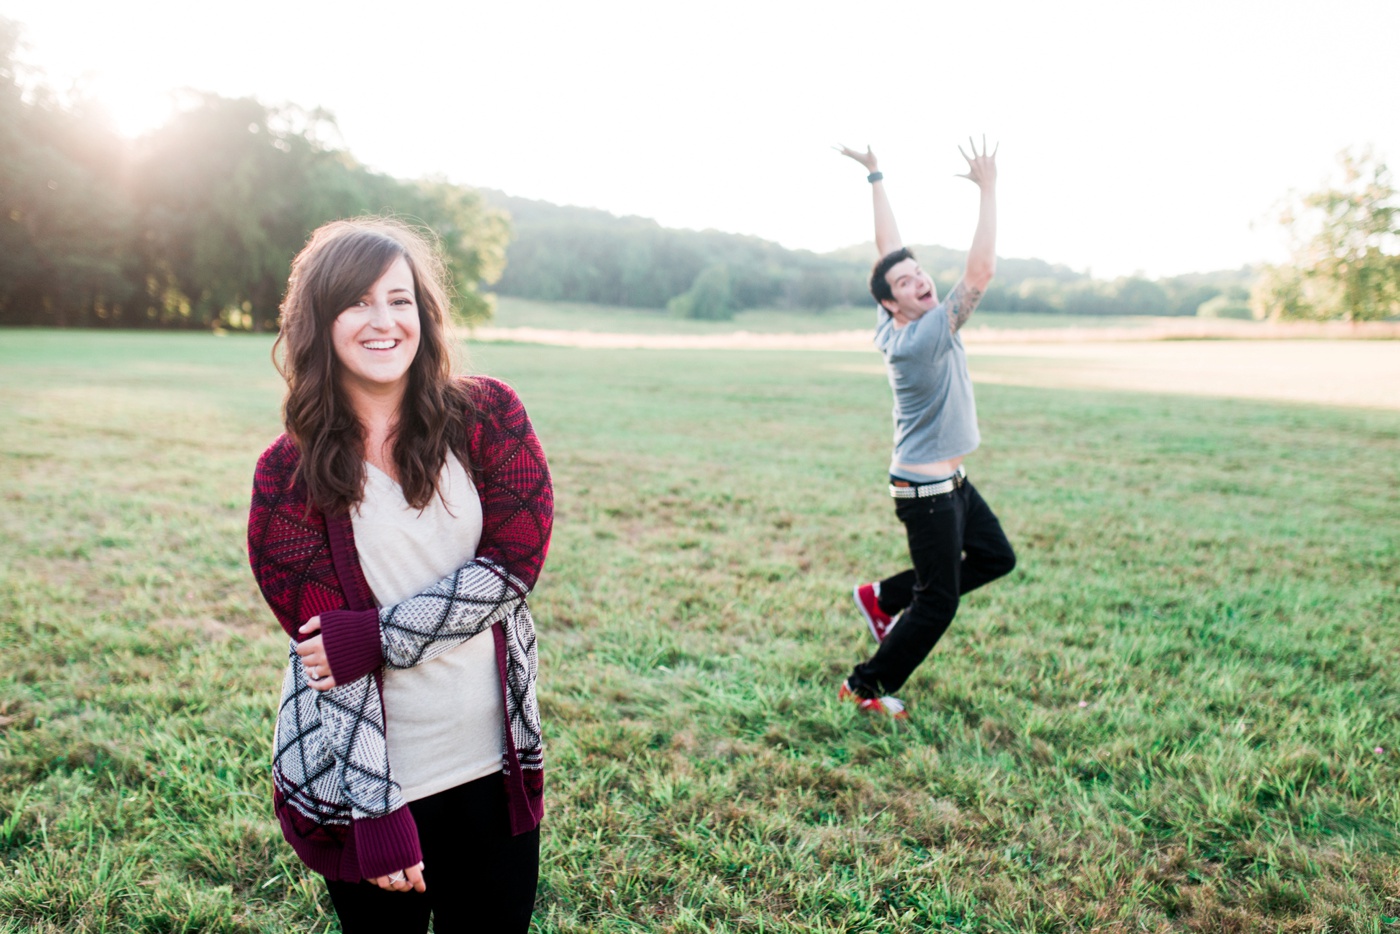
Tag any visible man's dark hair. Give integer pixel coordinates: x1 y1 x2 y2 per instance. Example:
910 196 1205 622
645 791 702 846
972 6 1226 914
870 247 915 307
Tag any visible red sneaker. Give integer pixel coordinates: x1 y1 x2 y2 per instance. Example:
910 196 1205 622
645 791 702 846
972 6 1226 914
853 583 897 642
838 680 909 719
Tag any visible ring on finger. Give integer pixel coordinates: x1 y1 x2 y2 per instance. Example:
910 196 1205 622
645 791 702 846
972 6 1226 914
389 871 406 883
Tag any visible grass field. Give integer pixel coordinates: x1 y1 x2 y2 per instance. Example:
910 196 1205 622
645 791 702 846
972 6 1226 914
1 328 1398 933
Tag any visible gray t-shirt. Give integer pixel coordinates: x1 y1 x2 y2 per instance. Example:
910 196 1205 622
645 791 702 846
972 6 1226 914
874 303 979 476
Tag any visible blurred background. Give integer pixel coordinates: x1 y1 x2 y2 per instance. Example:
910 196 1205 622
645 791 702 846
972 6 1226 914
0 0 1396 330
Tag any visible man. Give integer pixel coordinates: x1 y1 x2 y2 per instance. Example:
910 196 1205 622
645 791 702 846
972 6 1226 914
835 139 1016 718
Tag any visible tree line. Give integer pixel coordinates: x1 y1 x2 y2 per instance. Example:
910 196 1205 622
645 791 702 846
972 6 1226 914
3 12 1392 330
0 18 505 331
482 189 1259 321
488 162 1397 321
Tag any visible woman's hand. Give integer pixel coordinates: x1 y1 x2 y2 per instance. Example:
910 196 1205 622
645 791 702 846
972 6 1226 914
835 144 879 174
371 861 426 893
295 617 337 691
957 135 998 190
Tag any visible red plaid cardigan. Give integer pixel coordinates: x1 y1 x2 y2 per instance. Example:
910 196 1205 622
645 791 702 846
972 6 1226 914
247 376 552 881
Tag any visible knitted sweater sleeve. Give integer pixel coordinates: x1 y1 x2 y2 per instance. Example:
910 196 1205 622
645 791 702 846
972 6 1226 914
247 437 348 639
249 438 421 880
317 377 554 681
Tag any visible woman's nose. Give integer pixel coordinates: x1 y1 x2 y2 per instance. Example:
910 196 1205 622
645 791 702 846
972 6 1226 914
367 303 393 328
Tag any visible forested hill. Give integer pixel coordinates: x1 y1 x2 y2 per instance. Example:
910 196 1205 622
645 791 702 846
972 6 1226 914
481 189 869 312
481 189 1256 319
819 243 1086 289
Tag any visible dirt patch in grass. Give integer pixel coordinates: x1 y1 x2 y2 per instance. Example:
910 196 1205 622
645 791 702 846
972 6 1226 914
968 340 1400 410
833 340 1400 410
476 324 1398 410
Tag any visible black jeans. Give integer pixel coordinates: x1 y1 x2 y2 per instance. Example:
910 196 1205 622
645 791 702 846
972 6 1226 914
848 478 1016 697
325 772 539 934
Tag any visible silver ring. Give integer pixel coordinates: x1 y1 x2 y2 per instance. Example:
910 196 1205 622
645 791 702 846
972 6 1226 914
389 871 406 883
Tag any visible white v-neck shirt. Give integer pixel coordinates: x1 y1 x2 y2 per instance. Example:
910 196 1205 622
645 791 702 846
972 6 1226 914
351 453 505 802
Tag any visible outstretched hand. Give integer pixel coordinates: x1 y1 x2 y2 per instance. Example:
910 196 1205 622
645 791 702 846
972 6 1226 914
957 136 998 190
835 144 879 174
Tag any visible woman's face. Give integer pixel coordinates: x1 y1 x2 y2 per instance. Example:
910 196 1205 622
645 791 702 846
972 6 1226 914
331 255 421 397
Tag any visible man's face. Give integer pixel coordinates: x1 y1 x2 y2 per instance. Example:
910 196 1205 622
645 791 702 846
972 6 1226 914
881 258 939 320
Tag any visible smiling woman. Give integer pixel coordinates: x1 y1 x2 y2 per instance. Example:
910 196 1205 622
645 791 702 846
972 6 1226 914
247 217 553 933
330 256 423 408
274 219 463 515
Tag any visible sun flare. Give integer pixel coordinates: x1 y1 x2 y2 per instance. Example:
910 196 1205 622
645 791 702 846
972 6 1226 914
93 80 174 139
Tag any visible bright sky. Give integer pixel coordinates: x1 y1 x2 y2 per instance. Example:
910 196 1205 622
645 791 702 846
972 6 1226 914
5 0 1396 277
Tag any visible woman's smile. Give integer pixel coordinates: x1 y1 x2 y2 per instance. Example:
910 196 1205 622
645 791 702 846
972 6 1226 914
332 255 421 395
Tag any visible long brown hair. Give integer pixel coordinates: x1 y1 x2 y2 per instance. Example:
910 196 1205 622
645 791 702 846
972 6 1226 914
273 217 477 515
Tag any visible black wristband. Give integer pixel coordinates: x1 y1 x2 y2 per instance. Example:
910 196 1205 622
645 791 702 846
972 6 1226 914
867 171 883 184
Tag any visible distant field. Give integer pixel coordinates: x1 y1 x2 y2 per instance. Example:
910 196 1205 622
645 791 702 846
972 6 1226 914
489 299 1400 411
489 296 1189 335
1 329 1398 933
978 341 1400 410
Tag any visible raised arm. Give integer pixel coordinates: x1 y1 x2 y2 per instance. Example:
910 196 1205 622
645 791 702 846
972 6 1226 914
837 145 903 257
945 136 998 332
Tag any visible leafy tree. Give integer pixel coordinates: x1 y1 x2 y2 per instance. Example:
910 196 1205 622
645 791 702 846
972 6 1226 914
130 95 330 328
1112 277 1171 315
0 18 508 333
1196 294 1253 320
481 191 1259 319
1252 148 1400 321
668 264 733 320
0 18 135 326
405 178 508 325
131 101 508 330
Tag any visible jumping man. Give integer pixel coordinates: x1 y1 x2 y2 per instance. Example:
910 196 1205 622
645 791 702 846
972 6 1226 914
836 139 1017 718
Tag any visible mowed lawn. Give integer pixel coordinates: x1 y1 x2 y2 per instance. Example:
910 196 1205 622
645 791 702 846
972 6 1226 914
1 328 1397 933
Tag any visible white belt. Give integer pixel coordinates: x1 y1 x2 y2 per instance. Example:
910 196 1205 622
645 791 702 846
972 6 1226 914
889 466 966 499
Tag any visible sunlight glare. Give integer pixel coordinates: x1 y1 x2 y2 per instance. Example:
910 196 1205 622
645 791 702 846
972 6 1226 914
94 79 173 139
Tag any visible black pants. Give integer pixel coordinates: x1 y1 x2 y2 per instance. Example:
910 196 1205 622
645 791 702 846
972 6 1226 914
848 478 1016 697
325 772 539 934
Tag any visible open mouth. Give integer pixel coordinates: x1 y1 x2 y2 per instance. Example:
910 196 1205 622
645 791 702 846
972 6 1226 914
362 339 399 351
917 289 933 303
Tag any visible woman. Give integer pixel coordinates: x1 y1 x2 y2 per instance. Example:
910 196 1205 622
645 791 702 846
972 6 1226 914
247 217 552 933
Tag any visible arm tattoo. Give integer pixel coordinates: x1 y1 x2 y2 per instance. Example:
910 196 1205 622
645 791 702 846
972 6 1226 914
945 281 984 333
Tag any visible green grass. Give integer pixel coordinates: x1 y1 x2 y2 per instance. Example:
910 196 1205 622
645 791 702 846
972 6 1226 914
488 297 1202 335
1 328 1397 933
